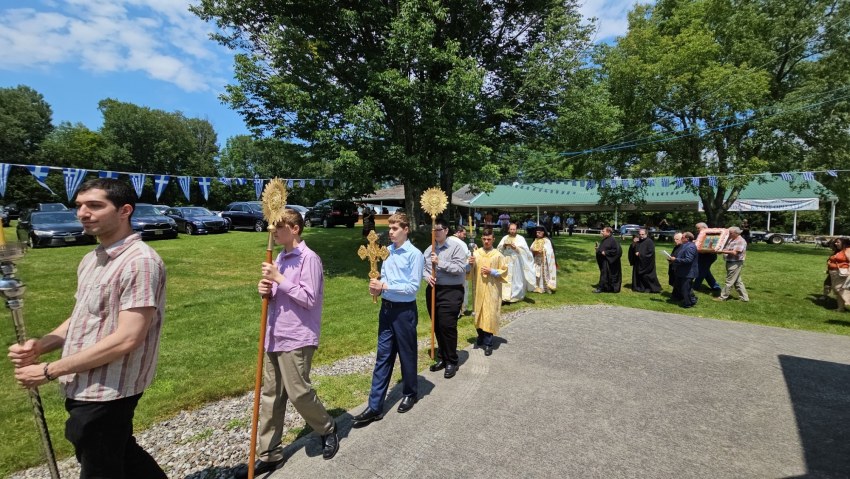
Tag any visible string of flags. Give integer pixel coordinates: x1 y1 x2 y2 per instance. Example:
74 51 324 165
0 163 335 202
505 170 847 194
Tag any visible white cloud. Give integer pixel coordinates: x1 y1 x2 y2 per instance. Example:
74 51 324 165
579 0 643 42
0 1 230 93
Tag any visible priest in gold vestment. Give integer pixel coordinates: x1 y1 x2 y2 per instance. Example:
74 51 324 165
468 228 508 356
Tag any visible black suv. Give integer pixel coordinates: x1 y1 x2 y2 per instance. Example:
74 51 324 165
306 199 359 228
220 201 267 232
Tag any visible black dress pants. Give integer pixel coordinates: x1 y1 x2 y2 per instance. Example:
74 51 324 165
425 284 464 365
65 393 166 479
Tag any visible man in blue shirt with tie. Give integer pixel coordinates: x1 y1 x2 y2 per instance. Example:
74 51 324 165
353 213 424 426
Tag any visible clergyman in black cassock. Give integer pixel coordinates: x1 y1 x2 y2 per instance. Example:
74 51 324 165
594 227 622 293
628 229 662 293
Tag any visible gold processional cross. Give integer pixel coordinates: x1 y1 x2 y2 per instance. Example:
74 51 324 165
358 230 389 303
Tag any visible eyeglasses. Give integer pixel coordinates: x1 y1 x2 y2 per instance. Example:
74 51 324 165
434 228 446 232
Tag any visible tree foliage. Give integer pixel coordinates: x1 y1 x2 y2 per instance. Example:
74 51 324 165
193 0 596 223
596 0 850 226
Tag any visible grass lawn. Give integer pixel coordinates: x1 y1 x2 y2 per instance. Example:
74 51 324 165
1 224 847 475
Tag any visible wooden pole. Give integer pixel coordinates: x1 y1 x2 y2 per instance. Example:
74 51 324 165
430 215 437 360
248 231 274 479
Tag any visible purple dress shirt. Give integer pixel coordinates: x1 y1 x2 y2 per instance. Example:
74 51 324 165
265 241 324 352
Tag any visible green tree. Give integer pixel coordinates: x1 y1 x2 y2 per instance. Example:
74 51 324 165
193 0 596 224
598 0 850 227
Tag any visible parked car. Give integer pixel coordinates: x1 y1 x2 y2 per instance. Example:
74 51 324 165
618 224 642 237
306 199 359 228
34 202 70 212
16 210 96 248
165 207 229 235
286 204 310 222
152 204 171 215
0 208 8 227
2 202 20 220
131 203 179 240
220 201 268 232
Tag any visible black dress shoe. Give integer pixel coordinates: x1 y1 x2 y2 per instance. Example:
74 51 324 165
429 360 446 372
352 408 383 427
397 395 417 413
321 427 339 460
484 345 493 356
444 363 457 378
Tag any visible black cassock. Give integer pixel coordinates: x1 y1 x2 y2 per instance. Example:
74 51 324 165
628 238 662 293
596 236 622 292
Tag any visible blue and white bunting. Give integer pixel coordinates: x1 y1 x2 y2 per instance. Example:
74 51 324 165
99 171 119 179
802 172 814 181
708 176 717 187
130 173 146 197
299 179 306 188
198 177 211 201
309 179 316 186
827 170 838 177
675 177 684 187
26 165 56 195
218 177 232 187
254 178 264 200
633 178 642 187
661 178 670 187
153 175 170 201
178 176 191 201
647 178 655 186
690 177 700 187
780 172 792 181
233 178 246 186
287 179 294 189
63 168 88 201
0 163 10 197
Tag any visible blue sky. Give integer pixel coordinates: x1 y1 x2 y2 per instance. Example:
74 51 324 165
0 0 637 147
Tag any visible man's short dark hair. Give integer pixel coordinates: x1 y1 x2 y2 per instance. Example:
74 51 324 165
77 178 136 213
481 227 495 237
434 217 449 230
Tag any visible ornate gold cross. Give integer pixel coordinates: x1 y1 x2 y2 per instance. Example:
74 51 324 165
358 230 389 303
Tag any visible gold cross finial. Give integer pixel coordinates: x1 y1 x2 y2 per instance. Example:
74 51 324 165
358 230 389 303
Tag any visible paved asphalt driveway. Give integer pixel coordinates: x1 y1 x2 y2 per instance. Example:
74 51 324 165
269 305 850 478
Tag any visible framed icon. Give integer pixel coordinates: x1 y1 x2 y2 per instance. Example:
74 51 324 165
696 228 729 252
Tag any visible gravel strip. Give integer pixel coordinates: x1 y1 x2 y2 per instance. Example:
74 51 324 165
9 307 563 478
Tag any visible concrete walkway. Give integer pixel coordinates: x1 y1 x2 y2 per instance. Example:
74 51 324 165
268 305 850 478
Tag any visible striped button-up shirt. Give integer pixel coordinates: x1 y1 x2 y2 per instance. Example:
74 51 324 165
60 233 166 401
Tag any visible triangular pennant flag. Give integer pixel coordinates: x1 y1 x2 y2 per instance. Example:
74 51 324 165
198 177 211 201
329 179 334 187
26 165 56 195
780 172 792 181
178 176 191 202
600 179 607 188
299 179 305 188
63 168 88 201
287 179 294 189
827 170 837 177
647 178 655 186
0 163 10 197
708 176 717 187
153 175 170 201
633 178 642 187
130 173 146 197
572 179 577 186
99 171 119 179
690 177 700 187
661 177 670 187
218 177 232 187
233 178 246 186
254 178 264 200
309 179 315 186
802 172 814 181
675 177 684 187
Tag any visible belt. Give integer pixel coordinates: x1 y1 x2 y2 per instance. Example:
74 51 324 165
426 283 464 290
381 299 416 309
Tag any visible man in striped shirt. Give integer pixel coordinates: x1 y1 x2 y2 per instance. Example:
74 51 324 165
8 178 167 478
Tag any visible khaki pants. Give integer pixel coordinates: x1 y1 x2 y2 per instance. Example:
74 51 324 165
829 270 850 312
258 347 334 462
720 261 749 301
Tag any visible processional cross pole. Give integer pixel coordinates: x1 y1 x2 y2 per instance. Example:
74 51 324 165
420 187 448 361
247 178 287 479
1 238 61 479
358 230 389 303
